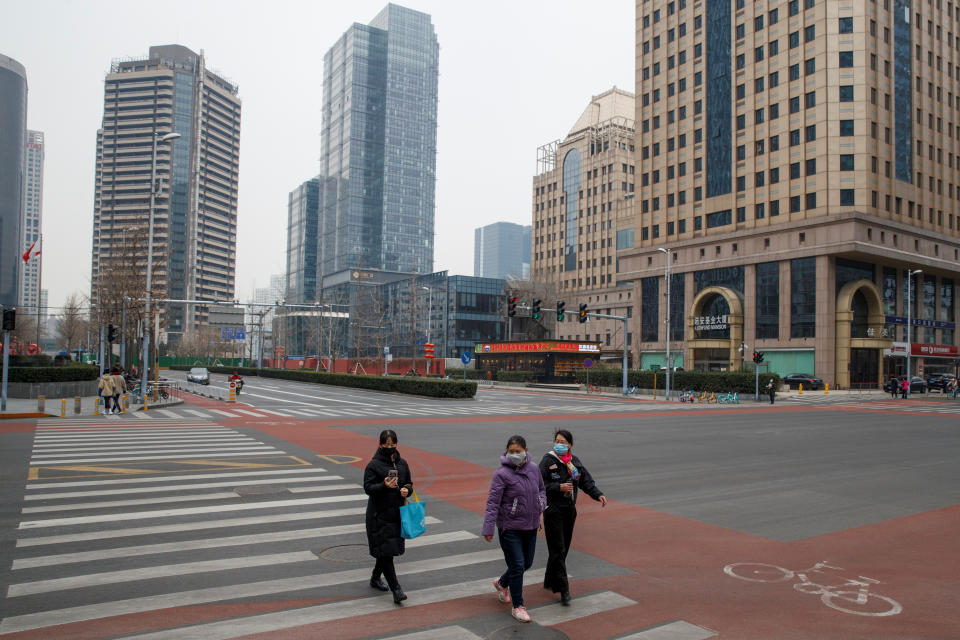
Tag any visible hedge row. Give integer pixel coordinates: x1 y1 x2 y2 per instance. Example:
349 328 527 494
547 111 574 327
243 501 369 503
575 369 780 394
6 365 100 383
168 365 476 398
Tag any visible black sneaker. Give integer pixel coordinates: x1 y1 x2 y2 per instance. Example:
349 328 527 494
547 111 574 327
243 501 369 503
369 577 389 592
392 587 407 604
560 591 571 605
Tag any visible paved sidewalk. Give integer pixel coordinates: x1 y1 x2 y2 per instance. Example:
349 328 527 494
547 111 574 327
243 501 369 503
0 394 183 418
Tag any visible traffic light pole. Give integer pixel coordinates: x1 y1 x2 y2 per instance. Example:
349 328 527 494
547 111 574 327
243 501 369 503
1 305 8 411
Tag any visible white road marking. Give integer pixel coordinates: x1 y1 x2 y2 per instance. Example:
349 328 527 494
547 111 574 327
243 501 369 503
32 440 259 453
32 435 253 447
209 410 240 418
7 551 318 597
35 428 229 438
17 506 369 547
156 410 183 419
230 409 268 417
25 474 342 499
183 409 213 417
30 448 279 465
18 493 368 528
114 568 546 640
615 620 718 639
26 467 328 490
20 483 358 513
529 590 637 626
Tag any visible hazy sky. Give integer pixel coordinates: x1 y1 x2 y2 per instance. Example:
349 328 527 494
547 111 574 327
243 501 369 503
2 0 634 311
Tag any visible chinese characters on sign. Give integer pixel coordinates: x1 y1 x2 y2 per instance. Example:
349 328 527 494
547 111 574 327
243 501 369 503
694 315 729 332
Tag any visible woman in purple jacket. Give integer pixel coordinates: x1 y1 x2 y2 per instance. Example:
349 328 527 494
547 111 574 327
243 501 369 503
483 435 547 623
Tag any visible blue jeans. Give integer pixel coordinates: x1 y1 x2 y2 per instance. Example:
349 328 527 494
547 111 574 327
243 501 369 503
498 528 537 607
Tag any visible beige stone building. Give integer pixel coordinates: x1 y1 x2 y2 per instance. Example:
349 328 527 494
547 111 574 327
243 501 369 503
614 0 960 387
531 88 639 362
91 45 241 344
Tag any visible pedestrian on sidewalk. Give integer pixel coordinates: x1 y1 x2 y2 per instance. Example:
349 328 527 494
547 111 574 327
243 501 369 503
901 378 909 399
483 435 547 624
538 429 607 605
98 370 115 414
110 367 126 414
889 376 899 399
363 429 412 605
766 378 776 404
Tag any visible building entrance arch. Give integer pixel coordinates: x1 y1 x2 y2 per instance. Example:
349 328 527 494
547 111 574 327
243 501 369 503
686 286 744 371
835 279 891 389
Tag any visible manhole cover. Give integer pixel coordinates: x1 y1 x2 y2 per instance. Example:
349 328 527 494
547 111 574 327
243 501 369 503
234 486 291 498
318 544 369 563
487 626 568 640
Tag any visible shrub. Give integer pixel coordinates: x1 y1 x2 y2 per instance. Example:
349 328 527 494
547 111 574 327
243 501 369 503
7 365 100 383
495 370 537 383
574 369 779 394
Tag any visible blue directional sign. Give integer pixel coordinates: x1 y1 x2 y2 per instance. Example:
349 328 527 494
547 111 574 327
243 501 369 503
220 328 235 340
220 328 246 341
235 328 246 340
461 351 472 365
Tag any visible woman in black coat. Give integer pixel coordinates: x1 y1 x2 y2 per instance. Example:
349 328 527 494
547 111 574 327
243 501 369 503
363 429 413 604
538 428 607 604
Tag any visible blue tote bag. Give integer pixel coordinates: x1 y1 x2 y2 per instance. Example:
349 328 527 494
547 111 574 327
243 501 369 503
400 490 426 539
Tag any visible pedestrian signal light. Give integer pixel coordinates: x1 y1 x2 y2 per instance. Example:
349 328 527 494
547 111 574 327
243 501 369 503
757 351 764 363
424 342 435 359
532 299 541 320
578 303 588 323
507 296 517 317
107 324 118 342
556 301 566 322
2 309 15 331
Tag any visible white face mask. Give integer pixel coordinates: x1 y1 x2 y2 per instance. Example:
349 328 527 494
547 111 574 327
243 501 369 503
506 452 526 466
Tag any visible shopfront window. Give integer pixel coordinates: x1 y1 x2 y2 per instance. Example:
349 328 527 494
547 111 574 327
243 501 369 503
883 267 898 340
670 273 685 342
903 269 917 341
942 278 955 344
923 275 936 343
756 261 779 339
791 258 816 337
641 277 659 342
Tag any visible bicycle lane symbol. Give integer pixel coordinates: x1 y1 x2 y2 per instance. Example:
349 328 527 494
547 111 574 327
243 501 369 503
723 561 903 617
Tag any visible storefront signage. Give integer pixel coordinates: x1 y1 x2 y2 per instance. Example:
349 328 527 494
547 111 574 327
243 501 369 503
475 341 600 354
694 315 729 331
885 342 959 358
885 316 956 330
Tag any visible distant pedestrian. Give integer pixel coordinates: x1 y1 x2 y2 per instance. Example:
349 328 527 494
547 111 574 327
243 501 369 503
483 435 546 623
766 378 776 404
363 429 412 605
889 377 899 399
900 378 909 399
110 367 126 414
538 429 607 605
949 377 958 399
98 371 115 414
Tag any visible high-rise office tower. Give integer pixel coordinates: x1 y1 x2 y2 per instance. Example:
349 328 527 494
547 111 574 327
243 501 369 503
619 0 960 387
318 4 439 280
0 54 27 309
91 45 241 341
286 177 320 303
475 221 532 280
20 130 43 317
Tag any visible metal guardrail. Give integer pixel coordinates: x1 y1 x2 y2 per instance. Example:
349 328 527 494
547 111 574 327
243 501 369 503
174 379 231 401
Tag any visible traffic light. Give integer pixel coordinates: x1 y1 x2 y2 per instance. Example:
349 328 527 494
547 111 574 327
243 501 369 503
753 351 764 364
107 324 118 342
424 342 435 359
556 301 566 322
2 309 15 331
532 299 541 320
507 296 517 317
578 303 588 323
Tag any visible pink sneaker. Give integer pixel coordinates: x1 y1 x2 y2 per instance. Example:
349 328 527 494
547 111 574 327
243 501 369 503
493 579 511 603
511 606 531 623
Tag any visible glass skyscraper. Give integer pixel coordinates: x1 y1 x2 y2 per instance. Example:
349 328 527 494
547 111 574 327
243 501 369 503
318 4 439 279
286 177 320 304
474 222 532 280
0 54 27 309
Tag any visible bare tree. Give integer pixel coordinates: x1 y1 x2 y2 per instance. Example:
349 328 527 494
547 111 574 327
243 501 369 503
57 293 88 359
504 278 559 341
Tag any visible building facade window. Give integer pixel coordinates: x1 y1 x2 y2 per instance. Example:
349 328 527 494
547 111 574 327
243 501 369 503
756 261 780 339
641 277 659 342
790 257 817 338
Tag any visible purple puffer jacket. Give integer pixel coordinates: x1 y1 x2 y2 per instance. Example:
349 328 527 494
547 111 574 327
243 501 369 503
482 452 547 536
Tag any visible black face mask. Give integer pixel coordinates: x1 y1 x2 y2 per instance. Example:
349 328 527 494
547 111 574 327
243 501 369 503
380 446 398 458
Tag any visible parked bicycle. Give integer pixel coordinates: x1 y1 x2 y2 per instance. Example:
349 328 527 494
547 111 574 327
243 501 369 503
724 560 902 617
678 389 697 403
624 385 639 396
586 383 601 394
698 390 717 403
717 390 740 404
130 383 169 400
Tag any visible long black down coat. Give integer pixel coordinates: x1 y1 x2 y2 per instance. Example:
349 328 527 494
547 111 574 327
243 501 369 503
363 447 413 558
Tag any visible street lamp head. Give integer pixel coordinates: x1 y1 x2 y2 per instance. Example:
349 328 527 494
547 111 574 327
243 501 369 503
158 132 181 143
657 247 668 254
911 269 923 276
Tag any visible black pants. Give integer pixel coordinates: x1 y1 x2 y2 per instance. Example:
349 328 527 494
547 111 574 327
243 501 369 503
102 395 112 412
543 504 577 593
372 556 399 590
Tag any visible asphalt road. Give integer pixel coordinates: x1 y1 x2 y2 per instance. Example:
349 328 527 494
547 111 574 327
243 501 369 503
0 376 957 639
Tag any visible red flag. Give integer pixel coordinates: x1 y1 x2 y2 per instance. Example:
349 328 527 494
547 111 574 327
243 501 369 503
22 239 41 263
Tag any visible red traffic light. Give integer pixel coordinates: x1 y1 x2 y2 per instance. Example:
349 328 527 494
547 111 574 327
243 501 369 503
424 342 435 359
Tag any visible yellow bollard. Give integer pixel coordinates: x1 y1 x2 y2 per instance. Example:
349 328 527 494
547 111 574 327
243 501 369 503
37 395 45 413
229 382 236 403
60 399 66 418
799 383 803 395
122 394 128 413
94 397 100 416
825 383 829 394
144 398 148 412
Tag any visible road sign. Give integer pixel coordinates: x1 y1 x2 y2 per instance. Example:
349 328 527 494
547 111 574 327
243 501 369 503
221 328 235 340
461 351 472 365
918 363 924 377
384 346 390 354
584 358 593 368
650 364 661 370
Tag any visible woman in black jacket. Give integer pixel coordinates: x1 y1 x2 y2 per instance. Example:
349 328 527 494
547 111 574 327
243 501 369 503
363 429 413 604
538 428 607 604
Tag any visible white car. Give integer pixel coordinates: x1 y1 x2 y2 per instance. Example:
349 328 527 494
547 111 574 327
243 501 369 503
187 367 210 385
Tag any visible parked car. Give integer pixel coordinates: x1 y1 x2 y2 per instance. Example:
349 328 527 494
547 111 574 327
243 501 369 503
782 373 825 390
187 367 210 385
925 374 956 393
883 376 926 394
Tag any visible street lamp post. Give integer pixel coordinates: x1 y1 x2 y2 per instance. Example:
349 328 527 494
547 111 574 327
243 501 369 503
905 268 923 397
658 247 672 400
420 286 432 375
140 131 180 402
